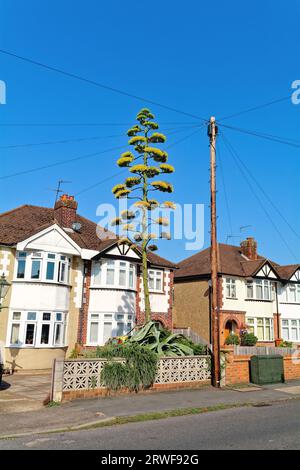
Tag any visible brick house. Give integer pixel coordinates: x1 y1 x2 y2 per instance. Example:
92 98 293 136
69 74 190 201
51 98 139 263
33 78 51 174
173 237 300 347
0 195 175 370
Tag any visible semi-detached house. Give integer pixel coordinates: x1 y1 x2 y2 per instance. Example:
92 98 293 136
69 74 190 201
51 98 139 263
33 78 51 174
0 195 175 371
174 237 300 347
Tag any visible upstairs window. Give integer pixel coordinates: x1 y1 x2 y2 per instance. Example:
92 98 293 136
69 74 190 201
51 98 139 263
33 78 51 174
91 259 136 290
285 284 300 303
14 251 71 284
16 252 27 279
246 280 272 300
148 270 163 292
225 278 236 298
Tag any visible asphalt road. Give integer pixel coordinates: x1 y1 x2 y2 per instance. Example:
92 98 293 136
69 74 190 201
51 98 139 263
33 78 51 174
1 400 299 450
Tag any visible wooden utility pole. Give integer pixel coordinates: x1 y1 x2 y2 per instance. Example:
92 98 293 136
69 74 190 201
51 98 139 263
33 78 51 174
208 116 220 387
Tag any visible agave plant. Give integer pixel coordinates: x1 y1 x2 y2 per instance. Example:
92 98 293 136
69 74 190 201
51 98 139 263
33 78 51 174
127 321 194 357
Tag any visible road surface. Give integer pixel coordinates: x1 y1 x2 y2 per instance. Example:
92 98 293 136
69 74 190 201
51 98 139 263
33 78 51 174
1 400 299 450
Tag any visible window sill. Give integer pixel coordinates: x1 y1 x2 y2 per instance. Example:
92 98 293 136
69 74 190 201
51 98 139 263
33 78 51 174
6 344 67 349
226 297 238 300
13 279 71 288
245 298 273 302
279 302 300 305
89 286 137 292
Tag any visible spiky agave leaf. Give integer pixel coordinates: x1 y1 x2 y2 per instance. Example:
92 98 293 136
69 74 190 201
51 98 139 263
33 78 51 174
148 132 166 144
151 181 173 193
160 163 174 173
125 176 141 188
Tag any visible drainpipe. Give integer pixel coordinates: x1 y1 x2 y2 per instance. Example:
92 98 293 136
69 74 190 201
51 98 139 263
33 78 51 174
275 282 281 342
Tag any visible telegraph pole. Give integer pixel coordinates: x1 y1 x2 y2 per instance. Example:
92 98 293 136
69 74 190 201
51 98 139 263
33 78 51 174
208 116 220 387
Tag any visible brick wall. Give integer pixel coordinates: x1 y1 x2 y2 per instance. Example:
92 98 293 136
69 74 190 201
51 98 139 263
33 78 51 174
224 351 300 385
77 260 91 345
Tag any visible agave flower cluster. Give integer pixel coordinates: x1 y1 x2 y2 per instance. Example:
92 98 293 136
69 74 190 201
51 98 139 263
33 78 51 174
111 108 175 252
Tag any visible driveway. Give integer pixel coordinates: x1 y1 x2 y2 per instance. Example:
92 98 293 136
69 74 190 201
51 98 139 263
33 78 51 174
0 372 51 413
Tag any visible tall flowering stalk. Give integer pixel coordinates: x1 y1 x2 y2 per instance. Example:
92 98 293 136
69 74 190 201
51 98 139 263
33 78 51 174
111 108 175 322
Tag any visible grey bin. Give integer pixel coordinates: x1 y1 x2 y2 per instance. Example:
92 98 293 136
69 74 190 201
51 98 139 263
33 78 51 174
250 355 284 385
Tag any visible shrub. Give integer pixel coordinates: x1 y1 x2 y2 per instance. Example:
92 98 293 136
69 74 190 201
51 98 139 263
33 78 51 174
177 337 208 355
240 332 258 346
278 340 293 348
100 343 158 392
225 333 240 345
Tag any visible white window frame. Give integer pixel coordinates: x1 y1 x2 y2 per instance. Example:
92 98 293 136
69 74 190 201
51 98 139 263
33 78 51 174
225 278 237 298
148 269 164 293
7 311 67 348
285 283 300 303
14 251 71 285
246 279 272 301
281 318 300 342
91 259 137 290
246 317 274 341
87 312 135 346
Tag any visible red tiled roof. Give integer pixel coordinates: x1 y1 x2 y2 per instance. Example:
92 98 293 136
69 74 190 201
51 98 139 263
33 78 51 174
0 204 176 268
275 264 300 281
175 243 284 279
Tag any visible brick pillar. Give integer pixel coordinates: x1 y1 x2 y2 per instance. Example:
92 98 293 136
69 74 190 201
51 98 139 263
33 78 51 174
273 312 281 341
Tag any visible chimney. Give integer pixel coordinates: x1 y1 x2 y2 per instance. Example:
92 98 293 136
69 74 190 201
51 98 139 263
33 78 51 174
240 237 257 260
54 194 78 228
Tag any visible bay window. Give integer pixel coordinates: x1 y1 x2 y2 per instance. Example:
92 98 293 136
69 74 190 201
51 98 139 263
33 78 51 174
226 278 236 298
7 311 67 347
148 270 163 292
87 312 134 345
14 251 71 284
91 259 136 290
246 317 274 341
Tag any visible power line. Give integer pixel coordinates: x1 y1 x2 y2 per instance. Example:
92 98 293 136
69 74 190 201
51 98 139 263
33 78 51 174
0 125 198 150
0 126 199 179
220 131 298 261
0 145 124 180
218 123 300 149
75 126 204 197
218 95 290 122
0 48 208 123
216 140 233 237
0 121 199 127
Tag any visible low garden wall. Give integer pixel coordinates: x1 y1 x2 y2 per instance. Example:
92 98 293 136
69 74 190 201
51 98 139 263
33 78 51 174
51 355 211 402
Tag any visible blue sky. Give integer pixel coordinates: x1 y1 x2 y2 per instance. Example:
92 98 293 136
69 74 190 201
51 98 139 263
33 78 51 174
1 0 299 264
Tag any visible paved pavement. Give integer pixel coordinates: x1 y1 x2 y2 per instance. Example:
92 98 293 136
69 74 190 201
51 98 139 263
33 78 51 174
1 399 299 449
1 380 300 438
0 373 51 413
